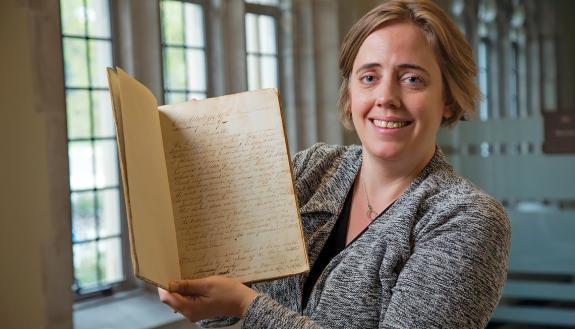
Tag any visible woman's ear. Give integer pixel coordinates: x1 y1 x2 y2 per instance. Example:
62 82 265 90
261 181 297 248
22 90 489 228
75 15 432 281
441 105 454 126
442 104 453 121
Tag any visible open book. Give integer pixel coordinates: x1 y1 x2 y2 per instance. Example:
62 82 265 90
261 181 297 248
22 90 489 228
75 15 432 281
106 67 309 289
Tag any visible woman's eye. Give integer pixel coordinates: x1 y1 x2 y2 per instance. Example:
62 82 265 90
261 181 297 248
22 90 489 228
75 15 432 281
360 75 376 84
402 74 425 87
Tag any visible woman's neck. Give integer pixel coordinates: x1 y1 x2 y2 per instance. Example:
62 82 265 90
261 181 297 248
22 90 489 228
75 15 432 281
359 145 436 205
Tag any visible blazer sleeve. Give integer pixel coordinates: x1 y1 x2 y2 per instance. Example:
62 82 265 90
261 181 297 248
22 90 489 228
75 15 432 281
380 196 511 328
242 295 327 329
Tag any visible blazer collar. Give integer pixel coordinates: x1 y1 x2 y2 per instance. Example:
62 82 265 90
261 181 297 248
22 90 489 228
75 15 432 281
298 145 448 216
299 145 362 216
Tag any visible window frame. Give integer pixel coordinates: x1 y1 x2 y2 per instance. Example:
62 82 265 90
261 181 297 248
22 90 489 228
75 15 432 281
244 1 284 94
58 0 137 301
159 0 213 104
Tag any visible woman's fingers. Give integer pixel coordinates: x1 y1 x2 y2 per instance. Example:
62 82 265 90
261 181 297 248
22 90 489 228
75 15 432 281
159 288 207 319
158 287 172 304
158 288 183 310
158 276 258 321
169 278 209 296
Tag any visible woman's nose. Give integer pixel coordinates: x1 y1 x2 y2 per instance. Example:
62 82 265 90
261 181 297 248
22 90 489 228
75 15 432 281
375 79 400 109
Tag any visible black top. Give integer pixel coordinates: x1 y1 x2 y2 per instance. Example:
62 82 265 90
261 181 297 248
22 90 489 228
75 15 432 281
301 183 395 309
301 186 353 309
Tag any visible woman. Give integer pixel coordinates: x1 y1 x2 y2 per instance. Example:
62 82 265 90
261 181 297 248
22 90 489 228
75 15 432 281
159 0 510 327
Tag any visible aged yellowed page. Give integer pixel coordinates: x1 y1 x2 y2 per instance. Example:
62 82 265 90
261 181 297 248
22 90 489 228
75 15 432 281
159 89 309 283
112 68 181 288
106 68 138 276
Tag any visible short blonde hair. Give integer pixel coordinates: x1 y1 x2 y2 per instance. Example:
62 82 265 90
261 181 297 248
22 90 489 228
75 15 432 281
338 0 479 130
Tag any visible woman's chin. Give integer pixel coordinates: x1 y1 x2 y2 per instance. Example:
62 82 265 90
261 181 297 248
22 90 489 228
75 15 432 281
362 143 406 162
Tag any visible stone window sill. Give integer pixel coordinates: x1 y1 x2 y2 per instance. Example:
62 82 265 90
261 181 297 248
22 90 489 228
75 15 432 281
73 289 189 329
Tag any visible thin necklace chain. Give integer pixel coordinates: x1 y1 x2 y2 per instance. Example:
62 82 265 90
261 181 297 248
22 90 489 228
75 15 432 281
360 172 378 220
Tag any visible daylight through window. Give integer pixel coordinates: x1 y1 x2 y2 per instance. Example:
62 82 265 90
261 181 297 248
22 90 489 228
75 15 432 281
160 0 208 103
60 0 124 295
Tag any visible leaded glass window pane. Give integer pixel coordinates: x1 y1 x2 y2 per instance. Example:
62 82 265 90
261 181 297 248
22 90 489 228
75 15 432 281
63 38 89 87
72 191 97 242
98 238 124 283
86 0 111 38
161 0 208 102
245 12 279 90
66 90 92 139
478 39 490 121
74 242 99 288
60 0 124 295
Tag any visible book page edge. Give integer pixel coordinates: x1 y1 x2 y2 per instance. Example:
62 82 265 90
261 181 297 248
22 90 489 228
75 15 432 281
106 67 141 278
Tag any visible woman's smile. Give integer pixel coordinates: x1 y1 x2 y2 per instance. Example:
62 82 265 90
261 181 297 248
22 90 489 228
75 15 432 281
371 119 413 129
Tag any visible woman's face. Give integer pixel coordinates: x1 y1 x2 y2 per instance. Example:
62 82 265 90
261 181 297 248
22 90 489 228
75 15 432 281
349 22 450 164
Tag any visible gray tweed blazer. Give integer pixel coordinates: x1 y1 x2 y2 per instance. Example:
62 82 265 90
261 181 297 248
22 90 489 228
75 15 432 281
207 143 510 329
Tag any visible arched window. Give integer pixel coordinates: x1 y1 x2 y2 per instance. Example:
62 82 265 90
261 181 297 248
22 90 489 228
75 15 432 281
540 1 558 112
60 0 126 297
525 0 541 116
245 0 282 90
509 0 528 118
450 0 468 37
160 0 209 103
477 0 498 121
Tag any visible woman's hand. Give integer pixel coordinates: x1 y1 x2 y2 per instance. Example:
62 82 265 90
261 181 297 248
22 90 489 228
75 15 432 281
158 276 258 321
